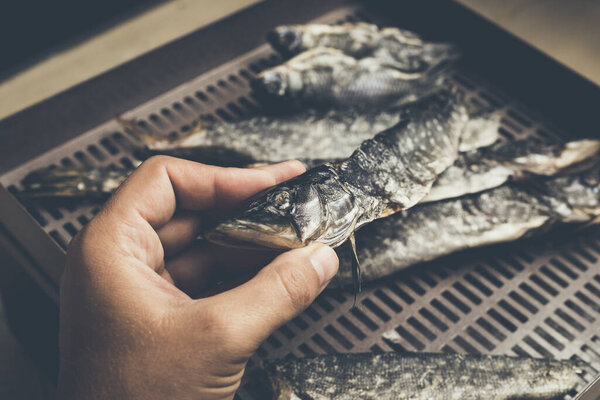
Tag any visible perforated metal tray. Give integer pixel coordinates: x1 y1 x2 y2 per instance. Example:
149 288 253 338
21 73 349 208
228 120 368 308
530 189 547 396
0 2 599 399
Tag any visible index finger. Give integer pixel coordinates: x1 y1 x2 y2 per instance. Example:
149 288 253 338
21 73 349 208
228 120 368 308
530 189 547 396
105 156 305 229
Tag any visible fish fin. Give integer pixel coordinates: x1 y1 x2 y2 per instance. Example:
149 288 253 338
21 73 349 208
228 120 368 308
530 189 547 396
424 42 461 64
270 377 296 400
459 111 501 152
381 203 404 218
575 214 600 231
258 361 295 400
349 233 361 305
426 58 457 76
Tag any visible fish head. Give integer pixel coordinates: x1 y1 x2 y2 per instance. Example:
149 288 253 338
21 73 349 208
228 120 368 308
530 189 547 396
252 68 291 100
501 138 600 176
535 161 600 221
205 177 324 249
206 166 358 249
267 26 303 55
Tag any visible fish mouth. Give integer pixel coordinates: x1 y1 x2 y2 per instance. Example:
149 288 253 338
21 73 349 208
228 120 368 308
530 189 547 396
266 27 300 55
252 71 286 97
205 218 304 249
512 139 600 174
556 139 600 169
266 31 291 55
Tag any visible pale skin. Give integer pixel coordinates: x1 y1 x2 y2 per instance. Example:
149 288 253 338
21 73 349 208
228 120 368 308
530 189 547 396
57 156 339 399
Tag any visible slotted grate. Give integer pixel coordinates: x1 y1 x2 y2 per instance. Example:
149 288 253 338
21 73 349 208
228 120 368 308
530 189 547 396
0 5 598 399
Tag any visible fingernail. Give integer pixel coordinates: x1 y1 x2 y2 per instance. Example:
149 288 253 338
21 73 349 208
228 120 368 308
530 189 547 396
309 245 339 285
286 159 307 173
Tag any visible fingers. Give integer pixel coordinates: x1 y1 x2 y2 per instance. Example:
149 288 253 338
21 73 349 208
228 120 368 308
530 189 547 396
87 157 304 273
205 244 338 346
105 157 304 230
254 160 305 184
157 211 203 256
157 161 305 255
169 158 304 212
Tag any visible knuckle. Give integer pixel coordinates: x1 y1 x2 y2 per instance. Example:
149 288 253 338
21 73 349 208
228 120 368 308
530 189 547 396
144 154 171 167
273 265 315 310
138 155 172 174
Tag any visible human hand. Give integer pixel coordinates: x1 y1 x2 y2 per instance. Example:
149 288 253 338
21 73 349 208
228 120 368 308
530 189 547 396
57 156 339 400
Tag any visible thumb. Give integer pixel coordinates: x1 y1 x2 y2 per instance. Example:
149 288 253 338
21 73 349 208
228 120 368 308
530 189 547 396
212 243 338 347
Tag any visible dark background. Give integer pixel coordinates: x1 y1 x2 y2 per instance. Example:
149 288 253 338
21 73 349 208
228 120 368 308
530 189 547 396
0 0 164 79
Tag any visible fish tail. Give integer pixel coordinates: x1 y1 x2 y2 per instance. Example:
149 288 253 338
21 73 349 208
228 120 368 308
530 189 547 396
425 58 457 82
118 115 207 151
424 42 461 64
18 168 84 199
459 109 502 152
18 166 124 200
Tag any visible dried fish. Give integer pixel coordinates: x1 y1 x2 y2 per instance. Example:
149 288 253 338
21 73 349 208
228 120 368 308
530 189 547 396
333 163 600 287
268 22 460 72
263 352 585 400
425 136 600 203
19 164 134 200
128 108 403 166
252 48 449 109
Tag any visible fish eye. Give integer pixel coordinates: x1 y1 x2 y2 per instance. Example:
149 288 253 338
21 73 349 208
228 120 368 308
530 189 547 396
262 72 284 95
265 80 280 94
280 30 297 47
273 191 291 210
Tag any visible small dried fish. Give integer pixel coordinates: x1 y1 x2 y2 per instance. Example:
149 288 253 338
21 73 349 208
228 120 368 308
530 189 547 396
252 48 450 109
425 136 600 203
333 163 600 287
263 352 585 400
268 22 460 72
127 108 404 166
19 164 134 200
